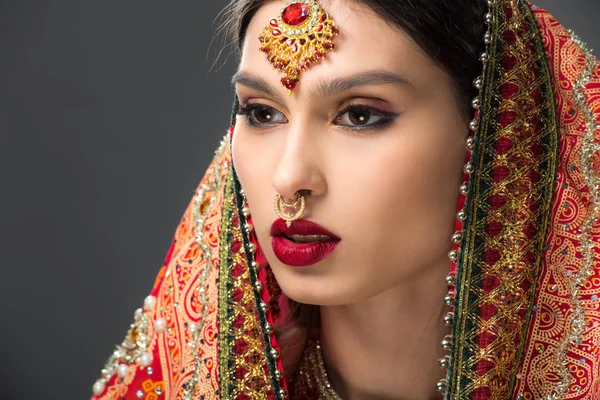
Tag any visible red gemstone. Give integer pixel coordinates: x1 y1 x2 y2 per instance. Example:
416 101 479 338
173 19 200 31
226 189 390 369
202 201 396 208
270 19 279 27
331 26 340 34
278 36 288 43
282 3 310 26
320 13 328 23
286 38 296 46
281 77 297 91
316 24 323 32
308 33 316 41
323 42 333 50
299 38 306 45
272 29 281 36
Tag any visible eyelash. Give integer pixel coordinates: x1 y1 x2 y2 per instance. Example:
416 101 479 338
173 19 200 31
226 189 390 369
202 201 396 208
235 102 399 131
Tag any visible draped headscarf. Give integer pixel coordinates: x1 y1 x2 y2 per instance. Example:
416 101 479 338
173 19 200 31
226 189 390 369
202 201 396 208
91 1 600 399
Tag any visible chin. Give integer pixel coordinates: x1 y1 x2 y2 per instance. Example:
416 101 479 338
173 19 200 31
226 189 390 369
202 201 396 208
272 265 364 307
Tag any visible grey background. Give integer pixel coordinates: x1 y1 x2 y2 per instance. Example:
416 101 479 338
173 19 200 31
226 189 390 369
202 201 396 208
1 1 598 399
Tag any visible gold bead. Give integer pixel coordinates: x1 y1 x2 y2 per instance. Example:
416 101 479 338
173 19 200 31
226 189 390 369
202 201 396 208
444 294 454 306
457 210 467 221
443 312 454 326
439 356 450 369
448 250 459 261
469 119 479 131
270 348 280 359
484 31 493 44
466 136 476 151
452 232 462 243
260 301 268 312
471 96 481 109
445 275 456 286
436 379 448 393
464 163 474 174
264 323 273 334
473 76 484 89
460 183 469 195
441 335 453 350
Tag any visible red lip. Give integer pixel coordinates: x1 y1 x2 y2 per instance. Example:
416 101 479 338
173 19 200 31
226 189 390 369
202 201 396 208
270 219 340 267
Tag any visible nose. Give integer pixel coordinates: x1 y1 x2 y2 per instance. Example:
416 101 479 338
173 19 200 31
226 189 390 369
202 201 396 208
272 121 327 202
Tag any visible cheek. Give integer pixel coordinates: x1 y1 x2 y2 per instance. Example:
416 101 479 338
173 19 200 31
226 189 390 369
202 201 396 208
337 123 466 281
231 124 277 238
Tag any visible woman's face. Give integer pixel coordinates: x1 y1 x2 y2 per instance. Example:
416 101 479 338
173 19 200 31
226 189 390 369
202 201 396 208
232 0 468 306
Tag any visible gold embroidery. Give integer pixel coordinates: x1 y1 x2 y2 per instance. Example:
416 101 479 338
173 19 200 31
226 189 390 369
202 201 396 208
546 31 600 400
448 1 559 398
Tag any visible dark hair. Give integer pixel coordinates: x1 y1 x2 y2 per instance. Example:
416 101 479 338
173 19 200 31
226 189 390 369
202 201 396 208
222 0 487 116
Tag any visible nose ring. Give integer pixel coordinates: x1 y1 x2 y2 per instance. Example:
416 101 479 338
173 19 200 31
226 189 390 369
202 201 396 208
274 193 306 227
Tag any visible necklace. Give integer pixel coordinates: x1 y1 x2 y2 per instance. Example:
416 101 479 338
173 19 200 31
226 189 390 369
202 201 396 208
294 340 343 399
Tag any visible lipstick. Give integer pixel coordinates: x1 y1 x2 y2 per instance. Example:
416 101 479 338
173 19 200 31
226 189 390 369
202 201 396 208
270 218 340 267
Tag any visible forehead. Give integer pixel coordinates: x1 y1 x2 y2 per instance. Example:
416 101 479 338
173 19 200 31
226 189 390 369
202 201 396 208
239 0 443 97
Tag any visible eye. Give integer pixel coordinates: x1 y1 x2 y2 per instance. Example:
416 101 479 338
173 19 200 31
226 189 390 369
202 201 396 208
333 105 398 130
236 103 287 127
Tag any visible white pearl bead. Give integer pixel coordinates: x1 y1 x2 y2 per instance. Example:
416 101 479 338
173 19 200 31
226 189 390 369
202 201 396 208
144 295 156 310
117 363 128 378
140 352 153 367
154 318 166 333
134 308 143 319
92 381 105 395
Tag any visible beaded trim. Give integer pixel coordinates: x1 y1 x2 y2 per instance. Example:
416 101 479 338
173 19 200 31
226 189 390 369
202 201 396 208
91 302 154 396
234 178 289 398
296 341 342 400
546 32 600 400
181 138 227 399
442 0 560 397
436 0 495 395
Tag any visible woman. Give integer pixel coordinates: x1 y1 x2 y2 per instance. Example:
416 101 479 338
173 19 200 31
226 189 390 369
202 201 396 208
91 0 600 398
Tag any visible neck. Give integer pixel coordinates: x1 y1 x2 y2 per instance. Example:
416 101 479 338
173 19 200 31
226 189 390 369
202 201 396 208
319 261 449 400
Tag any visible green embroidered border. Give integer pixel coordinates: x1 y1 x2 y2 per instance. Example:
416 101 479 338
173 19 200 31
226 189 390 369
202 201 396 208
217 167 238 398
446 1 559 398
233 169 285 398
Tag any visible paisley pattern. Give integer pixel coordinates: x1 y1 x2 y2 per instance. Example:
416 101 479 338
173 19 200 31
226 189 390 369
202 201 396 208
516 10 600 400
90 2 600 399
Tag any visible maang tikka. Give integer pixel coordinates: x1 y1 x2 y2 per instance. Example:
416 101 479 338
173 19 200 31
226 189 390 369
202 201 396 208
258 0 339 95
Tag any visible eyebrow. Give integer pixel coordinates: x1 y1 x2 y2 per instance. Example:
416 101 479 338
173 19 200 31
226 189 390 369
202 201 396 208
231 69 416 98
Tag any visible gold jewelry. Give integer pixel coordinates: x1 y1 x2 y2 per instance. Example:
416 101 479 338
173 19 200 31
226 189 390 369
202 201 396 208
258 0 339 95
293 340 342 399
274 193 305 227
280 196 301 208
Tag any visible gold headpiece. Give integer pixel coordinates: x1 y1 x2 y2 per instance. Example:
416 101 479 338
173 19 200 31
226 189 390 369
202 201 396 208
258 0 339 95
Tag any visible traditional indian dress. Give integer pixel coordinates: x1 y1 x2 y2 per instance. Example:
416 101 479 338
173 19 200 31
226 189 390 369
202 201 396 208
90 1 600 398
